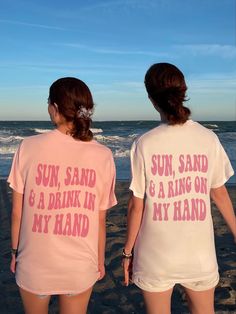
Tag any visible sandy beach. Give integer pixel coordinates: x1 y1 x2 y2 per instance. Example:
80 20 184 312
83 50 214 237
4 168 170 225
0 180 235 314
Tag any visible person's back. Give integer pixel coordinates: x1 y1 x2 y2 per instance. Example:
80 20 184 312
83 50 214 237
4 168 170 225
131 120 233 286
8 77 117 314
123 63 235 314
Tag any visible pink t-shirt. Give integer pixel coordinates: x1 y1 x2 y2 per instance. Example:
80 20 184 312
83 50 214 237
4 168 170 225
8 129 117 295
130 120 234 290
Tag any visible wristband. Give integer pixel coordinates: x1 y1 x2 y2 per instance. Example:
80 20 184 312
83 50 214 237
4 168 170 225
122 249 133 259
11 248 18 255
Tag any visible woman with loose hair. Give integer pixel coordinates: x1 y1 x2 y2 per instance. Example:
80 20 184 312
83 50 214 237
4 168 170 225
123 63 235 313
8 77 117 314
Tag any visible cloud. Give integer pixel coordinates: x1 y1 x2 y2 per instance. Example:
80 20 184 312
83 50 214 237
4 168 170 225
188 74 236 94
55 42 170 57
175 44 236 58
0 19 65 31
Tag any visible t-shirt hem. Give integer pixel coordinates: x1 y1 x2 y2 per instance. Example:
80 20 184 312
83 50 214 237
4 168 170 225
133 268 219 288
16 274 99 295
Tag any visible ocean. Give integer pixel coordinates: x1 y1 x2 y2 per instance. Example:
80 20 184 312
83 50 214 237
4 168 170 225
0 120 235 184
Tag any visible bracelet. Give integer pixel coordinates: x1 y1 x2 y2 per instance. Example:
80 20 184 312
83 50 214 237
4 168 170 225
11 248 18 255
122 248 133 259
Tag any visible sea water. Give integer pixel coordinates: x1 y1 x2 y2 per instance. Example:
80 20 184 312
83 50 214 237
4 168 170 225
0 120 235 184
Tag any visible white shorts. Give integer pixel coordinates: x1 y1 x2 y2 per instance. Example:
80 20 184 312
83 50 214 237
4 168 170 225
133 271 219 292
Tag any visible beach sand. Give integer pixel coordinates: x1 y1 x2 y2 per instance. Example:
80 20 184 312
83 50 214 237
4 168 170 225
0 180 235 314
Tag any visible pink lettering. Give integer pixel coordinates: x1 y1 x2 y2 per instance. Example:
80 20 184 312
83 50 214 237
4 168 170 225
151 155 173 176
173 201 182 221
153 203 169 221
43 215 51 233
153 203 162 220
48 190 81 210
64 167 96 187
83 192 96 211
168 177 192 197
53 214 64 234
173 198 207 221
32 214 43 232
194 176 208 194
178 155 208 173
35 163 59 187
158 182 165 198
32 214 51 233
62 213 72 236
149 180 155 197
53 213 89 237
37 192 45 209
64 167 72 185
182 199 191 221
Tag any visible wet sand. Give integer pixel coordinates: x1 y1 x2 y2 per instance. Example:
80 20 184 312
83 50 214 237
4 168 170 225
0 180 235 313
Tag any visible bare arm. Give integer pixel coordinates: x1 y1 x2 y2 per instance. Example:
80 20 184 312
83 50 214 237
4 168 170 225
123 193 144 286
124 193 144 253
210 185 236 242
98 210 107 280
10 190 23 273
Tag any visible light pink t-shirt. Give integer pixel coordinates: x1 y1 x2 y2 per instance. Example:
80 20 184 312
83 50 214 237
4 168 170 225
130 120 234 290
8 129 117 295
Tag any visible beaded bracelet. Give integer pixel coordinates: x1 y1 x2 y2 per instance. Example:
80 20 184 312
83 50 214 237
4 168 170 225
122 249 133 259
11 248 18 255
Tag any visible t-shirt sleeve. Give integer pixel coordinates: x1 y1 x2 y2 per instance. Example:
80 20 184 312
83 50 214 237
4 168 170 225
210 135 234 188
99 153 117 210
129 140 146 199
7 143 24 194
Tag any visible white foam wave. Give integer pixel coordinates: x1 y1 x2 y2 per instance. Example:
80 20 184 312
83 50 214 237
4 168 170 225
114 149 130 158
91 128 103 134
128 134 139 138
94 134 126 142
34 128 51 133
0 135 24 143
203 124 218 129
0 146 18 154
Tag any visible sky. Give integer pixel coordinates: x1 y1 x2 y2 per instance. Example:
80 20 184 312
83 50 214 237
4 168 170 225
0 0 235 121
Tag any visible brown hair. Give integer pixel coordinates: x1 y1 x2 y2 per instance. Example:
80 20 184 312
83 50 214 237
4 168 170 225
145 63 191 125
49 77 94 141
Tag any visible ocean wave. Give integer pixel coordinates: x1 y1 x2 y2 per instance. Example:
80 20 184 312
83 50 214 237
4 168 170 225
94 134 126 142
0 146 18 154
128 134 139 138
219 132 236 140
203 124 218 129
34 128 103 134
0 135 24 143
34 128 51 133
114 149 130 158
91 128 103 134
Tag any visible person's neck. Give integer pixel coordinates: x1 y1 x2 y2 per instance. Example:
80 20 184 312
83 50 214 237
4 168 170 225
56 123 73 135
159 112 167 123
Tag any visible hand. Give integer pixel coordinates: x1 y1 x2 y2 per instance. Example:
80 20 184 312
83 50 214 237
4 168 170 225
98 263 105 280
122 257 133 286
10 255 16 273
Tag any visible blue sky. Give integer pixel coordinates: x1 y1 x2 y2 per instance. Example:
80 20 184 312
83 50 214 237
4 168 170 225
0 0 235 121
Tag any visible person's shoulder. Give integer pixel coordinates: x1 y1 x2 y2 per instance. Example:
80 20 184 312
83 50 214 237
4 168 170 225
134 124 165 147
189 120 218 139
21 131 54 146
88 139 113 156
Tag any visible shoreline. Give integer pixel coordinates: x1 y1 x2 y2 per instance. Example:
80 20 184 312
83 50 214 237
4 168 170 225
0 179 235 313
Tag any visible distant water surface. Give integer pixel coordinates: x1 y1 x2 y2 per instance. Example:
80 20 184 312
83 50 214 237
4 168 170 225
0 120 235 184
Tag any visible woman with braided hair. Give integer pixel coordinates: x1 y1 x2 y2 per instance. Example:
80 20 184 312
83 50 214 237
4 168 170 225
8 77 117 314
123 63 235 314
